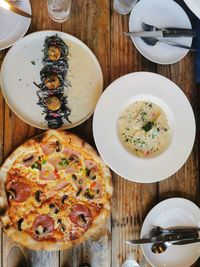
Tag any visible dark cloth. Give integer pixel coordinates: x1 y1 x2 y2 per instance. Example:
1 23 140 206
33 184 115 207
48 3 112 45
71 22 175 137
175 0 200 83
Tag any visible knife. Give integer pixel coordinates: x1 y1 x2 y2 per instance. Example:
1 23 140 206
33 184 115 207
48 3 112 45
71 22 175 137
125 231 199 245
1 0 31 18
124 28 196 38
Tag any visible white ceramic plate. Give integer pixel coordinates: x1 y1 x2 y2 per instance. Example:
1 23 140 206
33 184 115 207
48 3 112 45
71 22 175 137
129 0 192 64
0 30 103 129
141 198 200 267
184 0 200 19
0 0 31 50
93 72 196 183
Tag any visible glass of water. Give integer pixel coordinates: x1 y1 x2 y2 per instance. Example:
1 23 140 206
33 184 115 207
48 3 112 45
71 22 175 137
113 0 137 15
47 0 72 23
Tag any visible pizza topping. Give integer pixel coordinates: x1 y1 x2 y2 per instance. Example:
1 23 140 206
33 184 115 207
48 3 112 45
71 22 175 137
31 161 42 170
68 155 79 164
65 167 76 174
22 153 37 166
7 189 16 200
76 188 82 197
17 218 24 231
35 190 45 202
40 169 57 180
90 181 102 199
54 180 68 191
86 168 97 180
84 159 97 170
9 182 31 203
61 195 68 204
34 215 54 235
60 223 66 232
41 140 62 155
49 203 60 214
84 189 94 200
62 147 80 158
69 204 91 228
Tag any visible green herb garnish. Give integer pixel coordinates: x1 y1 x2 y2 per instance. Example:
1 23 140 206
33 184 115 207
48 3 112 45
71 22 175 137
142 121 154 132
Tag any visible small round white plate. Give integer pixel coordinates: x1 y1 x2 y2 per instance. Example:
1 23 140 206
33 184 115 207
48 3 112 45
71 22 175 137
141 198 200 267
93 72 196 183
129 0 192 64
0 30 103 129
183 0 200 19
0 0 31 50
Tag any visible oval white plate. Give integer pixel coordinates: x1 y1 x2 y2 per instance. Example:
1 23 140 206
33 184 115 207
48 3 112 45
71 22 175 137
0 30 103 129
184 0 200 19
129 0 192 64
93 72 196 183
141 198 200 267
0 0 31 50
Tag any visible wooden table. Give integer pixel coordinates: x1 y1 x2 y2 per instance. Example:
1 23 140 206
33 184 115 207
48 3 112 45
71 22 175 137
0 0 199 266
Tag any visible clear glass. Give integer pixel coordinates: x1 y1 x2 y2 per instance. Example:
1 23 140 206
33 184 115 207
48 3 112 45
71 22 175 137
113 0 137 15
47 0 72 23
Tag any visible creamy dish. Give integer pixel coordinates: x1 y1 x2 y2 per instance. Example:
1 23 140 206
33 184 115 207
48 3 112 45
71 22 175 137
118 101 171 157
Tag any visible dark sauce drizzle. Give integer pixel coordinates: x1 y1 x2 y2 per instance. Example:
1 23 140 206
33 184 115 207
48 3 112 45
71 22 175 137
34 35 71 129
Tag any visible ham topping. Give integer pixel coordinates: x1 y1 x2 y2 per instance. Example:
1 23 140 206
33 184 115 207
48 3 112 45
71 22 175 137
62 147 80 157
41 141 61 155
84 159 97 170
40 169 57 180
21 153 37 167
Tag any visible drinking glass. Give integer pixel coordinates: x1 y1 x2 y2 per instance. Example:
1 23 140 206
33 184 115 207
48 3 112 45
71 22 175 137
47 0 72 23
113 0 137 15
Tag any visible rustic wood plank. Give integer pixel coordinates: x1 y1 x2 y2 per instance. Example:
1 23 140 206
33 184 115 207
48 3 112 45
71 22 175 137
0 49 6 267
59 1 111 266
110 8 157 267
2 0 61 266
157 52 199 267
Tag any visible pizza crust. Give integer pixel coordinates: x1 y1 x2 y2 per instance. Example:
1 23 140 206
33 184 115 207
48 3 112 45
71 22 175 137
0 130 112 250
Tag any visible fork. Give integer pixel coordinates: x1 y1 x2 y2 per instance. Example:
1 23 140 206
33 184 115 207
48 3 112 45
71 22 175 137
141 37 198 51
141 22 196 38
145 226 200 238
7 0 21 7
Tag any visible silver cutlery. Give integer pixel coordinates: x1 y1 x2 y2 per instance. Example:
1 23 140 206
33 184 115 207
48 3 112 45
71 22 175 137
146 226 200 238
141 22 196 38
2 0 31 18
125 231 199 245
151 239 200 254
141 37 198 51
7 0 21 7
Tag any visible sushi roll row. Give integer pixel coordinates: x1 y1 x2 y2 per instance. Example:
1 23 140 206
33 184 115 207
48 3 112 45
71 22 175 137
35 35 71 129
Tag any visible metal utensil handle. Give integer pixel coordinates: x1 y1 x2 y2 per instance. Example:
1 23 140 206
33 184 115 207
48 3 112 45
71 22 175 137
173 239 200 245
164 28 196 37
163 41 197 51
167 228 200 233
164 231 199 242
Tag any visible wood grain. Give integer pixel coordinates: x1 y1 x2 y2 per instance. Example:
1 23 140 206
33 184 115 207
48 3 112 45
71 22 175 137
0 0 199 266
60 1 111 266
110 7 157 267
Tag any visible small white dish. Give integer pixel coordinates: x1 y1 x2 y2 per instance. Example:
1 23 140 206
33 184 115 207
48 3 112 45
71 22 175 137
129 0 192 64
183 0 200 19
93 72 196 183
141 198 200 267
0 0 31 50
0 30 103 129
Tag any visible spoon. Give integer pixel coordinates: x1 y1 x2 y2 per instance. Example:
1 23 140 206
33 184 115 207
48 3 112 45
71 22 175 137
151 239 200 254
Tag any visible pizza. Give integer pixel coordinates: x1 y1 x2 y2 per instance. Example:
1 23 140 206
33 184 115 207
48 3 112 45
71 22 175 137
0 130 112 250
